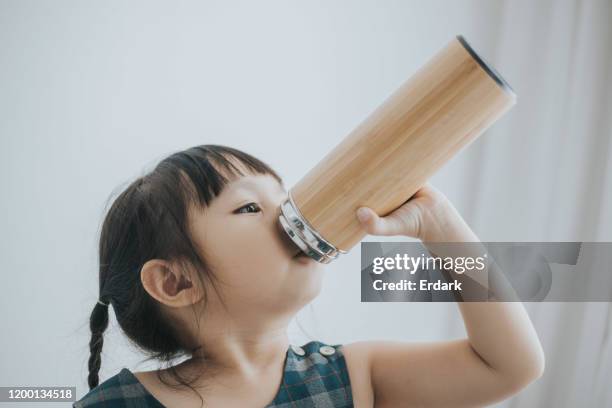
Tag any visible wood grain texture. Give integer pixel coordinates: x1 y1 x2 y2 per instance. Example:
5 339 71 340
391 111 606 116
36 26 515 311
291 37 516 251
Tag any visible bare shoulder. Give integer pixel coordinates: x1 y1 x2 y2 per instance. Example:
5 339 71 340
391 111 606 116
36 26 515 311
339 341 383 408
339 338 540 408
339 339 456 408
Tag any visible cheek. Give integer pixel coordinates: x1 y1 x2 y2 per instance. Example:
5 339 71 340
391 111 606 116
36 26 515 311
200 221 325 309
203 220 289 283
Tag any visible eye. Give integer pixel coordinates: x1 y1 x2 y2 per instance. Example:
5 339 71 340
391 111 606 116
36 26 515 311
235 202 261 214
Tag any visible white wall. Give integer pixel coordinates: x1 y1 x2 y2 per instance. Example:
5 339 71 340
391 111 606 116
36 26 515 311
1 1 610 406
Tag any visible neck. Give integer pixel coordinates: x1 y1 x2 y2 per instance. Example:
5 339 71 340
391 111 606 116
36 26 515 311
178 310 293 381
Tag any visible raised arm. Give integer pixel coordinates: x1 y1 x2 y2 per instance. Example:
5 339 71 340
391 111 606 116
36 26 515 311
344 183 545 407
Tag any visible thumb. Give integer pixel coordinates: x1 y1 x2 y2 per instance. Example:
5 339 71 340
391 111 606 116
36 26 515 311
356 206 409 236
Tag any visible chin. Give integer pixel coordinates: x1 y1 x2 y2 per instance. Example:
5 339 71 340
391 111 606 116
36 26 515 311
286 261 324 303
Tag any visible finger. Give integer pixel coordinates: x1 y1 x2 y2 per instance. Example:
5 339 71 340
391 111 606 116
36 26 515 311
409 182 435 200
356 206 412 236
389 203 422 239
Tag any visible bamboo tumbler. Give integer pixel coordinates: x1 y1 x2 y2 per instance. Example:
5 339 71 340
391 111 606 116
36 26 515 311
278 35 516 263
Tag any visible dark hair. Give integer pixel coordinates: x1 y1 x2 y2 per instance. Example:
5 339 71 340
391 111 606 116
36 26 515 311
87 145 283 405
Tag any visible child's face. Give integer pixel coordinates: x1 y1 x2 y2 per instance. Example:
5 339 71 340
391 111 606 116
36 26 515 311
188 173 325 319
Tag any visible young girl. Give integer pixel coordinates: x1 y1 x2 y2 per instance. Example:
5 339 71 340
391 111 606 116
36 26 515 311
74 144 544 408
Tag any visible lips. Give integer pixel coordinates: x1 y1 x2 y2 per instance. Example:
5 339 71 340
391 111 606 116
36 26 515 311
276 216 307 259
292 247 305 258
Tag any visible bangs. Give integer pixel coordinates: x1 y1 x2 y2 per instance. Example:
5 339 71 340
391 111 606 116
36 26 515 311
154 144 284 212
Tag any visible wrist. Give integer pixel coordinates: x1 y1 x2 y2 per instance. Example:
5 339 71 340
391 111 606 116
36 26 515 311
417 200 479 243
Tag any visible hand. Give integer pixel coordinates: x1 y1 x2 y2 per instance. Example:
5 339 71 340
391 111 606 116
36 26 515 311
355 182 478 242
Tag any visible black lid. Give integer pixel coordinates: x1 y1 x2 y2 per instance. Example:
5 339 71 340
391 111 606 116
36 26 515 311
456 35 515 96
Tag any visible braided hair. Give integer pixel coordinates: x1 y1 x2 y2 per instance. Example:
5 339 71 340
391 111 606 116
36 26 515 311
87 299 109 389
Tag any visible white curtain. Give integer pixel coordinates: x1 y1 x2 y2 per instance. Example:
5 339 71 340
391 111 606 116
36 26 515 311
466 0 612 406
305 1 611 406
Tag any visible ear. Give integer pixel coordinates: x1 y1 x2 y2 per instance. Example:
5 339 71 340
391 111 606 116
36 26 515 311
140 259 202 308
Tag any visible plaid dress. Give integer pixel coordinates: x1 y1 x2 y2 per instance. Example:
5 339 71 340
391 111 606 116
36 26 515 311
74 340 354 407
